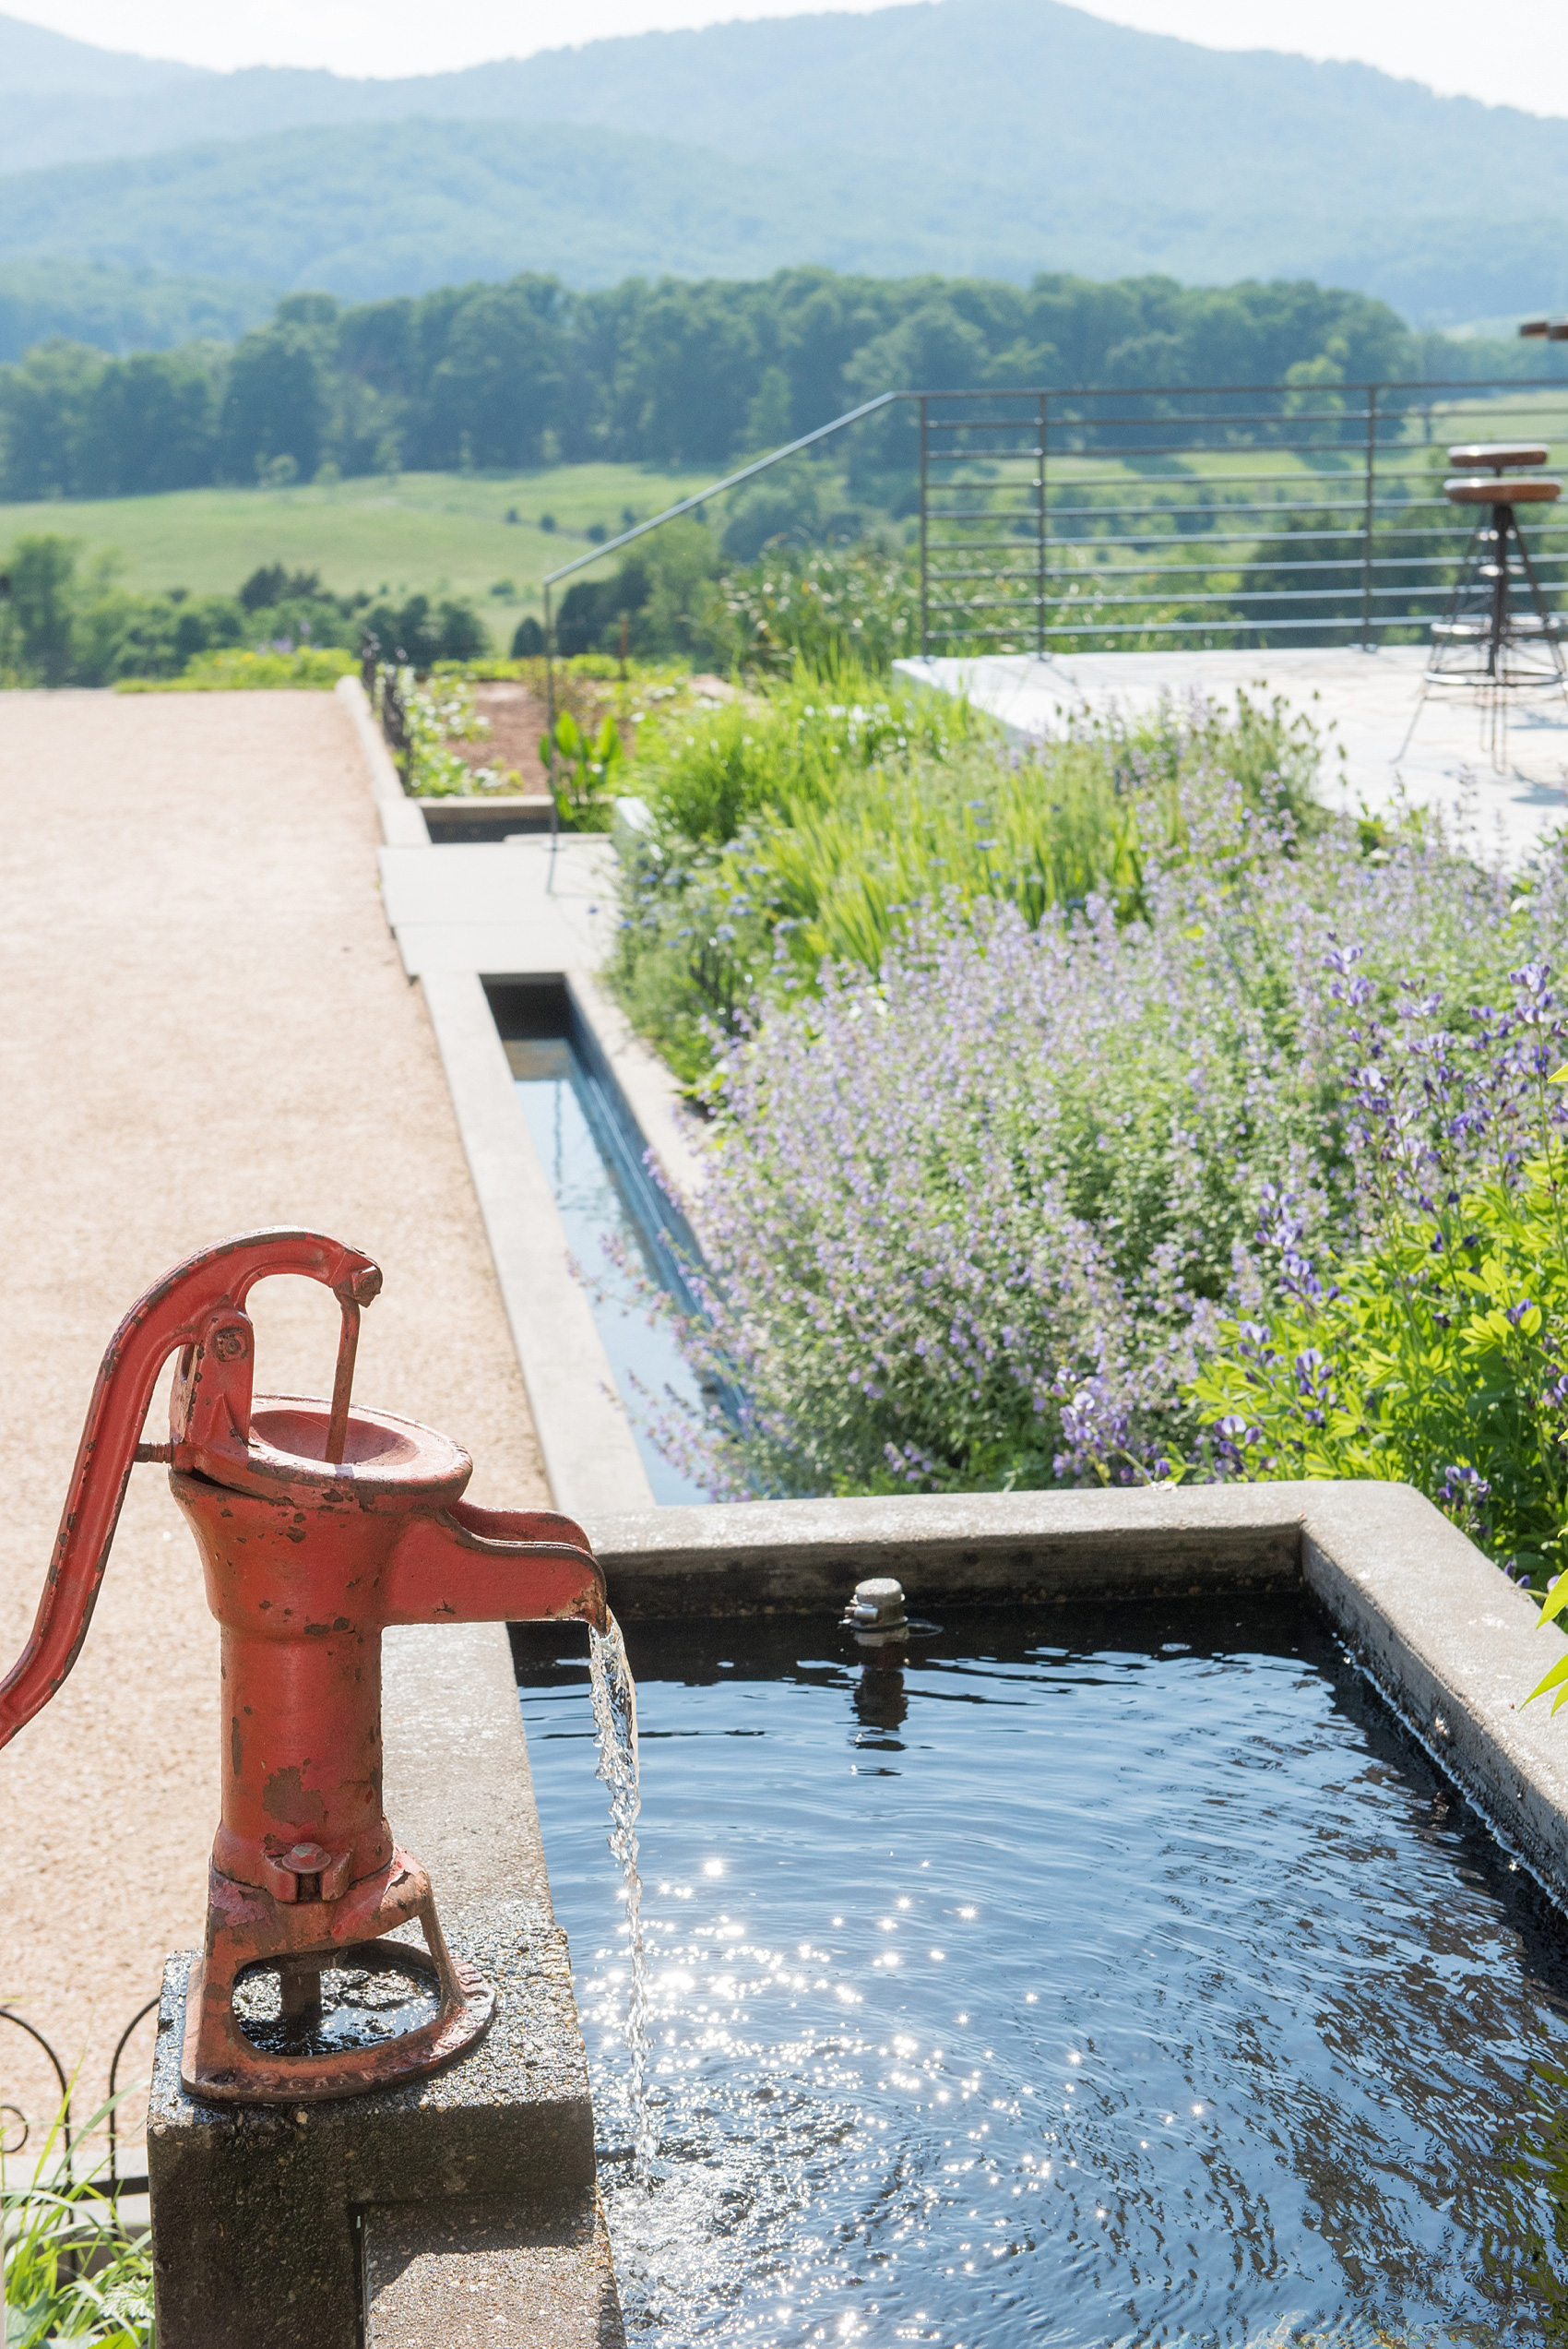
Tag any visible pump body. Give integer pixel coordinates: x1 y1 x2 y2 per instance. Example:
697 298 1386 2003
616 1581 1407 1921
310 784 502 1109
0 1231 606 2104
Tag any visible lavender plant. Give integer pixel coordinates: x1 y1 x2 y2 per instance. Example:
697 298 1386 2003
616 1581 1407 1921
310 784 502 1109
1188 952 1568 1582
642 787 1555 1502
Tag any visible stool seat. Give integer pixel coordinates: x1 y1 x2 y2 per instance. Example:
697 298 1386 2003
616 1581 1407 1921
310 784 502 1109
1434 613 1562 638
1445 475 1562 505
1446 441 1550 471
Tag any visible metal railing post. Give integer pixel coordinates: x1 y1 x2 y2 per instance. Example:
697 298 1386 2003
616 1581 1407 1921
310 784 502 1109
1037 392 1049 657
542 579 557 895
919 395 930 658
1360 383 1378 648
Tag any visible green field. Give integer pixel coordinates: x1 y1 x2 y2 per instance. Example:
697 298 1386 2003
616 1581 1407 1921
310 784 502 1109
0 463 714 637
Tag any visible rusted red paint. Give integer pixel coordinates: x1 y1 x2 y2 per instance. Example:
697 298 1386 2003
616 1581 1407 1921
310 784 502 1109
0 1231 607 2104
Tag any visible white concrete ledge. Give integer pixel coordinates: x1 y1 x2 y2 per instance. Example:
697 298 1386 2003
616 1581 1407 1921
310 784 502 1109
565 966 705 1206
422 969 654 1518
588 1481 1568 1908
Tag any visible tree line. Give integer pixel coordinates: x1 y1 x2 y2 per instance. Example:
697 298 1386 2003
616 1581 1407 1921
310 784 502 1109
0 265 1503 503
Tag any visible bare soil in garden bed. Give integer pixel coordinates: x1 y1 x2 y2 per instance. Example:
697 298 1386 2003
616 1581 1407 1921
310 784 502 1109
434 669 739 792
452 681 552 791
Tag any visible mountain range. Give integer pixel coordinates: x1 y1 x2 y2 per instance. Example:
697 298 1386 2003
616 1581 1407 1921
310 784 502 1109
0 0 1565 328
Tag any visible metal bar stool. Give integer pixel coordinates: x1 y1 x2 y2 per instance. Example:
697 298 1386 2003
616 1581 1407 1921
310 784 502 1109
1404 439 1567 771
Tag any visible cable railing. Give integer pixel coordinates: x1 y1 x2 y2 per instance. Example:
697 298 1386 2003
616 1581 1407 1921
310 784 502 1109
532 373 1568 671
918 378 1568 653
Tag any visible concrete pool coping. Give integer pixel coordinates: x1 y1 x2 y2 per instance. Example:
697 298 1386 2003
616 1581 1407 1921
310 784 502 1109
342 672 703 1520
585 1482 1568 1912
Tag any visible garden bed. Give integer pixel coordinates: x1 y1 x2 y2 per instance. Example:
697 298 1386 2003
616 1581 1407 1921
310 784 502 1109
587 651 1568 1599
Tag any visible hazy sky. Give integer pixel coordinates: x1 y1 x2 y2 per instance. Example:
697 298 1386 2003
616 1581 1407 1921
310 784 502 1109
10 0 1568 115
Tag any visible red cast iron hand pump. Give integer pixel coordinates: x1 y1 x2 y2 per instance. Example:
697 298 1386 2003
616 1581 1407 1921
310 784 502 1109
0 1229 606 2105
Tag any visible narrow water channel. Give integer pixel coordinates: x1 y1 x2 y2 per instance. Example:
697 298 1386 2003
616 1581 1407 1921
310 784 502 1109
519 1594 1568 2348
502 1019 712 1506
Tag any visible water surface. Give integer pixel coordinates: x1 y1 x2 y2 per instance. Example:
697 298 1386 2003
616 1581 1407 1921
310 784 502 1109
517 1596 1568 2347
510 1035 709 1504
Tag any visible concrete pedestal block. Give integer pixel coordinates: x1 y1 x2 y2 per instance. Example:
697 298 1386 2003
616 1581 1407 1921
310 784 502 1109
148 1913 608 2348
364 2188 623 2347
148 1622 624 2349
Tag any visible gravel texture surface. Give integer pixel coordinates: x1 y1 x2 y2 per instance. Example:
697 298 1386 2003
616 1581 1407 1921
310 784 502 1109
0 686 545 2162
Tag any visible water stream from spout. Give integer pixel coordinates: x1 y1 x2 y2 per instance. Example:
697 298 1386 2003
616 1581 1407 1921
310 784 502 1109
588 1612 654 2169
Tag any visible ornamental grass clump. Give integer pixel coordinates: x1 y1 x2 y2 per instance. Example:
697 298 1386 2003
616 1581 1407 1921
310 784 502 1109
636 776 1567 1504
611 675 1324 1089
2 2102 154 2346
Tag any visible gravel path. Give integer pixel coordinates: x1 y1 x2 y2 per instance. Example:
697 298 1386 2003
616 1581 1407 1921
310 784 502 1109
0 687 546 2164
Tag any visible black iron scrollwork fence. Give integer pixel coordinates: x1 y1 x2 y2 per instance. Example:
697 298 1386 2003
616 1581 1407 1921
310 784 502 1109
1 1996 160 2199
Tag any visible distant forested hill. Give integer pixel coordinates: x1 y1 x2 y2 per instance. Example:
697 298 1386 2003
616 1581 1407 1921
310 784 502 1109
0 264 1531 505
0 260 270 362
0 0 1566 325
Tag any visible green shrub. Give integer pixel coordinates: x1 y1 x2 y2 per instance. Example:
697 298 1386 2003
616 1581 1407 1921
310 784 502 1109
358 590 488 668
1186 960 1568 1584
714 543 917 673
0 534 78 685
1190 1151 1568 1584
116 644 353 690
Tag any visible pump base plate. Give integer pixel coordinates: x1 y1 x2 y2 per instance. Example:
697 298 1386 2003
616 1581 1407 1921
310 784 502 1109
181 1852 497 2105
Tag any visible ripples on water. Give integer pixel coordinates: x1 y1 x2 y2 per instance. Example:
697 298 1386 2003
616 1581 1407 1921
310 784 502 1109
514 1595 1568 2347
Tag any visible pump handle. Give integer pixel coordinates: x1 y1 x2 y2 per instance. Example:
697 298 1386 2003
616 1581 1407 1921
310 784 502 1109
0 1231 380 1752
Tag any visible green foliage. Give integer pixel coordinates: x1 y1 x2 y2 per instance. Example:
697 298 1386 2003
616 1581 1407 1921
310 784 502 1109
611 679 1324 1088
714 544 918 673
219 312 333 483
2 2105 154 2347
2 533 77 685
553 518 720 664
1190 1151 1568 1585
0 531 492 686
638 662 986 843
540 707 624 827
0 263 1440 504
116 643 354 690
0 534 345 686
359 590 489 668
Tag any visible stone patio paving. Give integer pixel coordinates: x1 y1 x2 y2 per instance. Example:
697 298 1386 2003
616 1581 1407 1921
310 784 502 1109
898 644 1568 867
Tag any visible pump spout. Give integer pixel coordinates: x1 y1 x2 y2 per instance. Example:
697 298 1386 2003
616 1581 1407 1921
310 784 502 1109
386 1500 608 1635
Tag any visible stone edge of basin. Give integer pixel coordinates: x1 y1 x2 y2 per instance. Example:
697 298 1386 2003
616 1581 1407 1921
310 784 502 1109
585 1480 1568 1906
146 1620 623 2349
